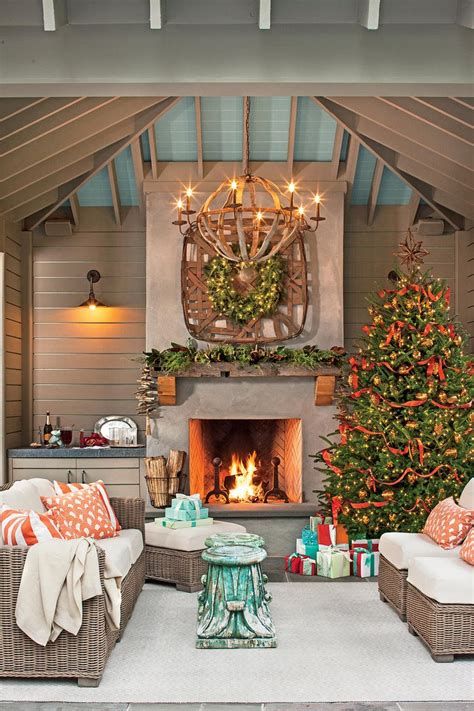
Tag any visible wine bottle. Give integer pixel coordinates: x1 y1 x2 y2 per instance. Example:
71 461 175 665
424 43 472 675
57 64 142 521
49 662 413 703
43 412 53 445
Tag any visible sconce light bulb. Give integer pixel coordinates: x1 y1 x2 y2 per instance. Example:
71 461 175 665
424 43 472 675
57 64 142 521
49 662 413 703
256 211 263 221
288 181 295 193
186 188 193 198
177 198 183 209
314 194 321 204
298 206 305 216
88 302 96 311
231 179 238 191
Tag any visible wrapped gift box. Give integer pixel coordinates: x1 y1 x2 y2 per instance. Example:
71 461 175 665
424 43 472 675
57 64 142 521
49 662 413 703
316 548 351 578
351 538 380 552
301 525 318 546
310 514 332 531
296 538 318 559
158 517 214 529
352 548 380 577
285 553 316 576
301 557 317 576
165 506 209 521
170 494 203 513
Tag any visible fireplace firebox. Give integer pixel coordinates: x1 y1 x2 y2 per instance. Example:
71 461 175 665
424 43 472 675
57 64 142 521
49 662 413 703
189 418 302 504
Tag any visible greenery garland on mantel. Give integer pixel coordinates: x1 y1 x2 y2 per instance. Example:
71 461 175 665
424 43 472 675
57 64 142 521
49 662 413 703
143 341 345 374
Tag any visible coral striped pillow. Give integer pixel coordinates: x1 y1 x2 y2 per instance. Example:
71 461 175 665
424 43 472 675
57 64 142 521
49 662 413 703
0 505 63 546
42 487 118 541
423 496 473 549
460 528 474 566
53 480 121 532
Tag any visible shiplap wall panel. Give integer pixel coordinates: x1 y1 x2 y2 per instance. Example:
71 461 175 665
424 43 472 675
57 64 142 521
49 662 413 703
32 213 146 442
456 232 474 354
344 215 456 352
4 225 23 449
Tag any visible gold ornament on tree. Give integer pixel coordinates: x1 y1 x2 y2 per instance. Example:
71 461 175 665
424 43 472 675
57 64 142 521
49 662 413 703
394 230 429 271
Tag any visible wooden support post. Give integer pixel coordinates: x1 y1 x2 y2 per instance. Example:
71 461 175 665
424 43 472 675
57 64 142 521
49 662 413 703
157 376 177 405
314 375 336 406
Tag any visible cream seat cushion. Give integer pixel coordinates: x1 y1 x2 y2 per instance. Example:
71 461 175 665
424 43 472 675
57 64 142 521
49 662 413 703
0 478 54 513
145 520 246 552
459 477 474 510
95 529 143 578
379 532 461 570
408 556 474 605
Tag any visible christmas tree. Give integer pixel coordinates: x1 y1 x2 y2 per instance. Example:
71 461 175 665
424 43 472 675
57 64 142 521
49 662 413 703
313 232 474 538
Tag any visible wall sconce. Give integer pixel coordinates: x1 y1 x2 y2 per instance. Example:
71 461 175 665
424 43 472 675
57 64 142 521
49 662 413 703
79 270 107 310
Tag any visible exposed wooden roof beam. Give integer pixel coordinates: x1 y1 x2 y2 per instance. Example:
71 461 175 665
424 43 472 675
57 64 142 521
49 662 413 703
42 0 68 31
107 161 121 226
379 97 473 144
0 98 84 141
242 96 249 175
0 99 44 123
12 190 59 223
367 159 384 225
314 97 465 231
150 0 164 29
147 127 158 180
327 96 472 170
259 0 271 29
406 191 420 227
131 139 145 210
457 0 474 28
454 97 474 109
25 97 180 230
0 97 116 156
414 97 474 128
358 0 380 29
342 136 359 210
395 154 473 208
69 194 80 227
195 97 204 179
330 125 344 180
0 119 135 200
2 97 166 181
287 96 297 178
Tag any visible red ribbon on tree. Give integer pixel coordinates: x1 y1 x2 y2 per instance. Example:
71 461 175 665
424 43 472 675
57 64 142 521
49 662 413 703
321 449 342 476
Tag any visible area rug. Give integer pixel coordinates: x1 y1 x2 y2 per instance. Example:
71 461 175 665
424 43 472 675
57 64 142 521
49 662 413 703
1 582 472 704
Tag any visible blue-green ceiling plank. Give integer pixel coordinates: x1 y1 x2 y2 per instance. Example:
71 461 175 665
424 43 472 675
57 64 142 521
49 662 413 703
114 147 138 206
339 130 350 162
140 131 151 161
294 97 337 162
154 97 197 162
377 167 412 205
201 97 243 162
351 146 377 205
249 97 291 161
77 167 113 207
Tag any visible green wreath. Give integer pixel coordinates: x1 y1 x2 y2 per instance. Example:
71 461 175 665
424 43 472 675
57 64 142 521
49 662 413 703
205 256 285 325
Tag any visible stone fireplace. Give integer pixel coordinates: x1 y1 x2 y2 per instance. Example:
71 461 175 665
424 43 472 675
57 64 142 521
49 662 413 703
145 185 344 504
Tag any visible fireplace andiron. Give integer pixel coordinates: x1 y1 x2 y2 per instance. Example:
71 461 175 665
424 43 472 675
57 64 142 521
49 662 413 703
196 535 277 649
264 456 289 503
204 457 230 504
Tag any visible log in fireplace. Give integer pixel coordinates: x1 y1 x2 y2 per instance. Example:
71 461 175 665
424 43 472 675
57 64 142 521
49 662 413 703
189 418 302 504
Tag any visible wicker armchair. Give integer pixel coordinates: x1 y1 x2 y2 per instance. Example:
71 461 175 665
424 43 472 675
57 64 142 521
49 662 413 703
0 496 145 687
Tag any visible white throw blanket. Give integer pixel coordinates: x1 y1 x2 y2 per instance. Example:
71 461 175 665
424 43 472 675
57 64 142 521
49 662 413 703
15 538 122 646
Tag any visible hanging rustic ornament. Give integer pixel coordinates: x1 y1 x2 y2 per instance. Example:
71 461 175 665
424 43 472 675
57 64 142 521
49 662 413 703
454 432 462 444
406 421 418 429
342 503 351 515
382 489 394 500
412 350 421 360
447 395 459 405
373 375 381 386
389 513 397 522
421 338 434 348
434 422 443 436
444 448 458 458
407 473 417 484
394 230 429 270
361 514 370 525
415 392 428 401
439 392 448 403
358 489 368 499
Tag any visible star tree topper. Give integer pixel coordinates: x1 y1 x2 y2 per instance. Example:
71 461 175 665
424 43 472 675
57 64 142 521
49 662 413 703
394 229 429 271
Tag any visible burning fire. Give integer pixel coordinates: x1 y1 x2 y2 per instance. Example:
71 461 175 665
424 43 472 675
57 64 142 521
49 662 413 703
228 451 263 502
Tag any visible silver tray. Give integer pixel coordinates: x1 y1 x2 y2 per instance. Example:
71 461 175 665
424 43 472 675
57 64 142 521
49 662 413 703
94 416 138 446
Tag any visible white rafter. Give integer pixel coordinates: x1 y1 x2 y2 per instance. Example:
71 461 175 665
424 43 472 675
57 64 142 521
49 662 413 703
358 0 380 29
150 0 164 29
41 0 68 31
259 0 271 29
457 0 474 28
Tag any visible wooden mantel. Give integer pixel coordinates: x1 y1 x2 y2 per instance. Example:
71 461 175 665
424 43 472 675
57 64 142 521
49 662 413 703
155 363 340 407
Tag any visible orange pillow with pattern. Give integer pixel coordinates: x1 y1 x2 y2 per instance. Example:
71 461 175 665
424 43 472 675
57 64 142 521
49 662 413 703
1 505 63 546
423 496 473 549
41 487 118 541
52 480 121 532
460 527 474 566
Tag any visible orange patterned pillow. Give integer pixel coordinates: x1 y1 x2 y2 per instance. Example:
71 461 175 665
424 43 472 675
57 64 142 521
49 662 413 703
52 480 121 532
41 487 118 541
1 505 63 546
423 496 473 549
460 527 474 566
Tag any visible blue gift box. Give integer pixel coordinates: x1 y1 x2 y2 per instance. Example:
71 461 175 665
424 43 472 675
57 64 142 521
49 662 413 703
301 524 318 546
170 496 203 513
165 507 209 521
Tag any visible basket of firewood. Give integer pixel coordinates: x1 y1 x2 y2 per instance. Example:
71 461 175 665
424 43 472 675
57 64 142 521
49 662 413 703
145 450 186 508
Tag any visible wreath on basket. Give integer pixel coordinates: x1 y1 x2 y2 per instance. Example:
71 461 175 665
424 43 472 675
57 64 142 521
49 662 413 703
205 256 285 325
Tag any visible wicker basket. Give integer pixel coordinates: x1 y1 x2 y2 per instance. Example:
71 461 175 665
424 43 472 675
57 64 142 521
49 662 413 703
145 457 181 508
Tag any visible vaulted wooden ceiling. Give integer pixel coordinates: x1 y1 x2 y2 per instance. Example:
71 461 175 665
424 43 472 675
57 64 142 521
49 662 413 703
0 94 472 231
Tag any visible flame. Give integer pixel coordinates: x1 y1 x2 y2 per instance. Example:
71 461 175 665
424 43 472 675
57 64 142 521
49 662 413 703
228 451 263 502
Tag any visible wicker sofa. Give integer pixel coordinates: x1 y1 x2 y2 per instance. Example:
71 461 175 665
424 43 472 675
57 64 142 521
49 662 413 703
0 480 145 686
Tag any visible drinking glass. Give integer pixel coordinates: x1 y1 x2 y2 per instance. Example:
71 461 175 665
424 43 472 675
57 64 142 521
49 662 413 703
60 427 73 447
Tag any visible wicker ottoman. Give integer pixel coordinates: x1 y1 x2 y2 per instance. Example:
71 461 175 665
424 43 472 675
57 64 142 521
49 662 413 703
145 521 246 592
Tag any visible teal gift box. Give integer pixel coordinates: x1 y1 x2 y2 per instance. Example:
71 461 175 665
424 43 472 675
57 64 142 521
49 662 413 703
170 495 203 513
165 507 209 521
316 548 351 579
296 538 318 559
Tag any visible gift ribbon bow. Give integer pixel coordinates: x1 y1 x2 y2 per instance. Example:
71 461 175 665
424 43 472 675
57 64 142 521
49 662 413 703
352 548 377 576
174 493 201 513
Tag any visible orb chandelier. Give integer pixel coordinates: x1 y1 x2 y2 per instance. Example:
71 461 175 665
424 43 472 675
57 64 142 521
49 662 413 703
172 98 325 264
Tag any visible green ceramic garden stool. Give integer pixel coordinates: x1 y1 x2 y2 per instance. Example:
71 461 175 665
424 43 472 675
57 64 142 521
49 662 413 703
196 543 277 649
204 532 265 549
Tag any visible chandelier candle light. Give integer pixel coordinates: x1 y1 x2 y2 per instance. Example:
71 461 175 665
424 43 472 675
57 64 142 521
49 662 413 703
172 99 325 274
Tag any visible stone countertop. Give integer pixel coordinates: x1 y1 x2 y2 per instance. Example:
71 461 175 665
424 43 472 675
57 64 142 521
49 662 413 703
8 446 146 458
146 502 316 519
